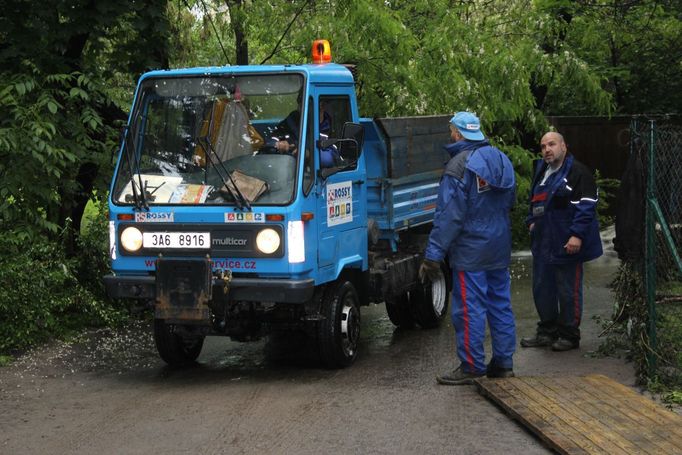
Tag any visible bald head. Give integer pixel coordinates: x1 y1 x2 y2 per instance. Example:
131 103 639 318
540 131 567 169
542 132 565 144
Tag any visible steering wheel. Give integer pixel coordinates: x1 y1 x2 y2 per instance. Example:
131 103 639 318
257 143 280 155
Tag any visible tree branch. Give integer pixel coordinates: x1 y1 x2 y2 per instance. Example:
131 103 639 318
260 0 311 65
193 0 232 65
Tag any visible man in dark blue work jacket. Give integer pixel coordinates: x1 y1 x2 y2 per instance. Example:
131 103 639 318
420 112 517 385
521 132 603 352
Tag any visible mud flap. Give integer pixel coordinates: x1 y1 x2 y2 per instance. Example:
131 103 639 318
155 258 212 323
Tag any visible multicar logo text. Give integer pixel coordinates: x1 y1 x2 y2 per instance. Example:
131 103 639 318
212 238 248 246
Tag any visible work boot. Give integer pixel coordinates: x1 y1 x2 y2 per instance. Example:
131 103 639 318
551 338 579 351
486 364 515 379
520 334 554 348
436 366 485 385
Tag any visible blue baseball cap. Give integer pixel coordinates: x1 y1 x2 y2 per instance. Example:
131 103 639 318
450 111 485 140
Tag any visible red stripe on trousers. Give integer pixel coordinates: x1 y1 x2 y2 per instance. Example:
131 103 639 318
573 263 582 326
459 271 474 371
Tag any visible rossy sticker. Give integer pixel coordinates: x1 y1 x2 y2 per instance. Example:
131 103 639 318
326 181 353 227
327 184 351 202
135 212 174 222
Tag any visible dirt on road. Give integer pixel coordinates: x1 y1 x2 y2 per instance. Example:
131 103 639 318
0 247 637 455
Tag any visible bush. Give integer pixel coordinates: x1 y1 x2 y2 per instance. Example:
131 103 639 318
0 207 126 354
596 172 619 228
0 63 117 244
603 261 682 400
502 143 535 249
77 196 112 301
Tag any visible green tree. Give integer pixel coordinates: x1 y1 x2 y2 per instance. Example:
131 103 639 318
0 66 115 242
543 0 682 115
0 0 172 247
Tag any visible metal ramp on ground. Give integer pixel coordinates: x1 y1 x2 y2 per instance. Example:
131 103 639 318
475 374 682 455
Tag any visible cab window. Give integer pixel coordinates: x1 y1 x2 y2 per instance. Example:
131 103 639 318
318 96 355 169
319 96 351 138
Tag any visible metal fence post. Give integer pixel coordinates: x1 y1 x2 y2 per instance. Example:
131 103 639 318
644 119 657 376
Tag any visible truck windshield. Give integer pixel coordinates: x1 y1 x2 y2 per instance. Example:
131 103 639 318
112 74 304 206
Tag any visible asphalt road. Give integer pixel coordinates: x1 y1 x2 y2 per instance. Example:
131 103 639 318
0 244 636 455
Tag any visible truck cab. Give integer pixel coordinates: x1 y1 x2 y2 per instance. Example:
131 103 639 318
105 44 450 368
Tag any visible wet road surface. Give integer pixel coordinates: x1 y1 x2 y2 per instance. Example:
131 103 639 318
0 238 635 454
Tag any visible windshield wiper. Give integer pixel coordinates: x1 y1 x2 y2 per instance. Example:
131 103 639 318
121 125 148 210
196 136 250 211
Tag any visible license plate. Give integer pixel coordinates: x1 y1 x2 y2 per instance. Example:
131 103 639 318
143 232 210 249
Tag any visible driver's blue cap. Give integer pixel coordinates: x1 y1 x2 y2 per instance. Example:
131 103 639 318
450 111 485 141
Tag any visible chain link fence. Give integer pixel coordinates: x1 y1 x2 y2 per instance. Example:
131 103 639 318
612 117 682 388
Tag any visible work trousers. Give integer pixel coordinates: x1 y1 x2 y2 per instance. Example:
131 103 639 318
531 258 584 342
451 268 516 374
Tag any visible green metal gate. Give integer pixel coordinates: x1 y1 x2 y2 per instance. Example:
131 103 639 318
633 118 682 378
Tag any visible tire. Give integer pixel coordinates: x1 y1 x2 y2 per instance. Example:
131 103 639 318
318 280 361 369
411 265 450 329
153 319 205 367
385 292 415 328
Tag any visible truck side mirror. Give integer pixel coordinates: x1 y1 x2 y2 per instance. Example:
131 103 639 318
339 122 364 162
316 122 364 179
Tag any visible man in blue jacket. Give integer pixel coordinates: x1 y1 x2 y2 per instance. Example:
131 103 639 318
420 112 517 385
521 132 603 351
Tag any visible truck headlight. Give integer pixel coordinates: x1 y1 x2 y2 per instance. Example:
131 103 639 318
120 226 143 252
256 228 280 254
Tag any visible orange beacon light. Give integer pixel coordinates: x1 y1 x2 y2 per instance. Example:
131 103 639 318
312 39 332 64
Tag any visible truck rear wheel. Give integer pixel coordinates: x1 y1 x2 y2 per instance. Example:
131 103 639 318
153 319 205 367
318 280 361 368
385 292 415 328
411 266 450 329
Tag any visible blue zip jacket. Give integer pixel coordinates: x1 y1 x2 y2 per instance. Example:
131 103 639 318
425 140 515 271
527 154 603 264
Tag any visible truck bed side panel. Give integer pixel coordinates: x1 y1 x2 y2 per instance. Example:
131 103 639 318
375 115 451 179
361 117 449 243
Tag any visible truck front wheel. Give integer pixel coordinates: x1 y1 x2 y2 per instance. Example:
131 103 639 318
153 319 205 367
318 280 361 368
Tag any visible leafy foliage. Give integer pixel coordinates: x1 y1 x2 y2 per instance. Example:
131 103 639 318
603 260 682 399
596 174 620 228
498 143 535 248
0 63 116 243
0 0 170 354
0 228 125 354
76 196 114 302
543 0 682 115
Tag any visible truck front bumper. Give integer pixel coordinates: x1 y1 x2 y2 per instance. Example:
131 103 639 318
103 274 315 303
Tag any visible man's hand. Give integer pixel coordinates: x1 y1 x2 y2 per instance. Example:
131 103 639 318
275 140 291 153
564 236 582 254
419 259 441 283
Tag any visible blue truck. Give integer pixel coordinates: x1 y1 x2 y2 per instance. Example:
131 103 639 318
104 42 453 368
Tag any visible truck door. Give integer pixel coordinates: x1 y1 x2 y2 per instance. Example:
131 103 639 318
315 94 368 279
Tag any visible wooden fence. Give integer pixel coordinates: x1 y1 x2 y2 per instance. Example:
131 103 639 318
546 115 682 181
